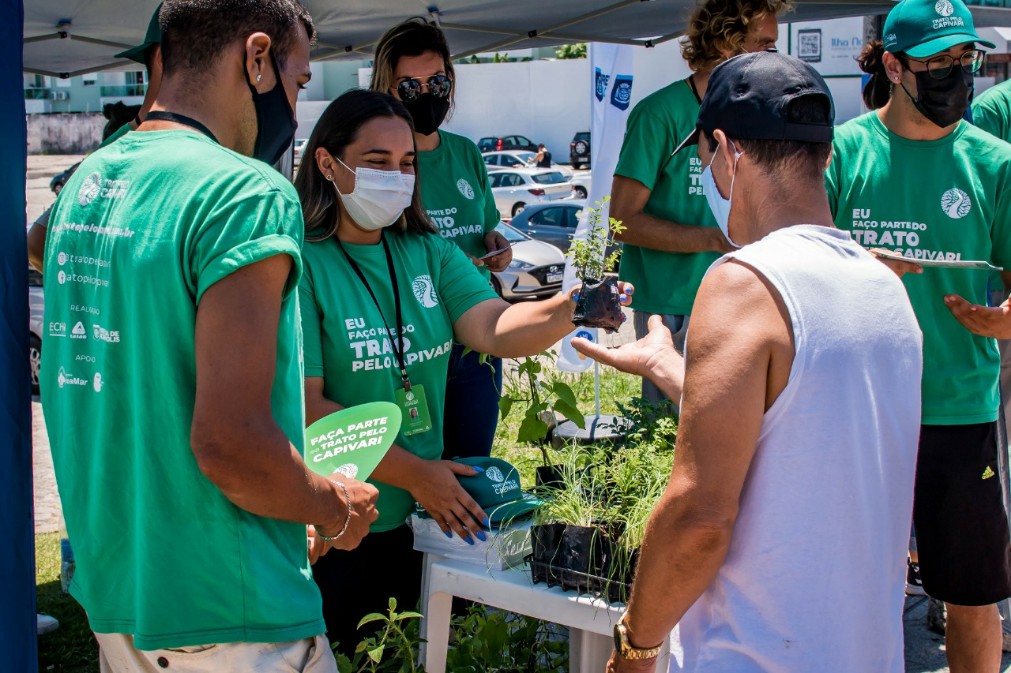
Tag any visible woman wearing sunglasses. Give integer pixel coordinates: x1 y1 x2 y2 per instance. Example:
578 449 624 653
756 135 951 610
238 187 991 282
294 89 631 653
370 18 511 463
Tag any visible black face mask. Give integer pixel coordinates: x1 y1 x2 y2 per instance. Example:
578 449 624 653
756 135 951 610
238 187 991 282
247 51 298 165
400 93 450 136
901 66 974 129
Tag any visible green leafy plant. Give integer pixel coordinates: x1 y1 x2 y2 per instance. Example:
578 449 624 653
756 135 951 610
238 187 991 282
615 397 679 449
499 353 584 466
554 43 587 59
334 598 424 673
568 198 626 282
444 604 567 672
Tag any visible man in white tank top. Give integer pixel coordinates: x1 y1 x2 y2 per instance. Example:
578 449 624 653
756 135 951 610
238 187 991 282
574 51 923 673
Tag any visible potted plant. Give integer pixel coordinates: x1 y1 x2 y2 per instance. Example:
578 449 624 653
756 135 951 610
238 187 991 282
570 197 626 333
499 353 584 487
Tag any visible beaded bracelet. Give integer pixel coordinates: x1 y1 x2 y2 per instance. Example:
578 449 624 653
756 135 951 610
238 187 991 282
317 480 352 542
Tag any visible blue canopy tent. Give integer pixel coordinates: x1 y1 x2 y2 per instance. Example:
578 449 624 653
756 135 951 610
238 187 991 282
13 0 1011 671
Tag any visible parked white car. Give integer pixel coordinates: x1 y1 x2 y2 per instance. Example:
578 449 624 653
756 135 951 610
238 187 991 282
482 151 573 177
488 168 572 218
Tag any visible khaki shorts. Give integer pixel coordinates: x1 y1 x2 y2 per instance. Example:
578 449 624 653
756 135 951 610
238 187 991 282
96 633 337 673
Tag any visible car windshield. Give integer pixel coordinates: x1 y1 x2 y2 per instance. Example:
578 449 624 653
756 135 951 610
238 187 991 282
495 223 528 242
530 172 566 185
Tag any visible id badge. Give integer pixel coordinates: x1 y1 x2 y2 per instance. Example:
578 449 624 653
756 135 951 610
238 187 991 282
395 385 432 436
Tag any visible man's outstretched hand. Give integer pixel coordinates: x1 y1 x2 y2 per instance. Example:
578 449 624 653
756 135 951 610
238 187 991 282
572 315 685 399
945 294 1011 339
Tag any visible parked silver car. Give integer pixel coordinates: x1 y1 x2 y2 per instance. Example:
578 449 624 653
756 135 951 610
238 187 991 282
491 222 566 301
28 268 44 395
488 168 572 218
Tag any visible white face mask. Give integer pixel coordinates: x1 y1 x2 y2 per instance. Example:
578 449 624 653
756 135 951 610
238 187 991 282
701 141 743 249
331 156 416 231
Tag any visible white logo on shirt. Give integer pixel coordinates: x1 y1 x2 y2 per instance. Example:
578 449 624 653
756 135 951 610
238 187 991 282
71 322 87 340
78 173 103 206
486 466 505 483
935 0 954 16
57 252 68 266
49 322 66 337
57 367 88 388
941 188 971 219
93 372 104 393
457 179 476 200
412 275 440 308
57 271 66 285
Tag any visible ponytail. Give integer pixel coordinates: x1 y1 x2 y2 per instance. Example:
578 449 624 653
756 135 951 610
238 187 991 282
858 40 891 110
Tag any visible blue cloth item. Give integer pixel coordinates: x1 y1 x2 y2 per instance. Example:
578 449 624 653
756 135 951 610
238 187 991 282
442 344 502 460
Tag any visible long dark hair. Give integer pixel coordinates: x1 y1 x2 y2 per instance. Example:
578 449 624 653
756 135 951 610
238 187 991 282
294 89 435 242
858 40 893 111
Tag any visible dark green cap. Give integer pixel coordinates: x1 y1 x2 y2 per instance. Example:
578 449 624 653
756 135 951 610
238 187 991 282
883 0 994 58
116 3 162 64
420 457 543 527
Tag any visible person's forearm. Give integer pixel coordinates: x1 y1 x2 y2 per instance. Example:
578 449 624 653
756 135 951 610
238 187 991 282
27 222 47 272
370 445 430 491
646 354 685 401
615 212 726 254
484 292 575 358
621 484 735 648
192 420 344 529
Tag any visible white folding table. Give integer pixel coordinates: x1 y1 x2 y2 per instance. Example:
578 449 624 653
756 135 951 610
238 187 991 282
420 555 679 673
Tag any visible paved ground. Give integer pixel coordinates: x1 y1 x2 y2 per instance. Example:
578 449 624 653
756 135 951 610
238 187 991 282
25 155 1011 671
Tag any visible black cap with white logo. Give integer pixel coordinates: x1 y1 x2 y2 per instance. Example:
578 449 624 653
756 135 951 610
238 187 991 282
673 50 835 155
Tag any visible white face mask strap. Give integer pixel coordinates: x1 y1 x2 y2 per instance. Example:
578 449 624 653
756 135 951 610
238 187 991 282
728 139 743 202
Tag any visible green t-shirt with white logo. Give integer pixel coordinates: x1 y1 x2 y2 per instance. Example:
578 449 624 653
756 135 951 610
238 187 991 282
614 78 720 316
41 130 322 650
973 81 1011 142
826 112 1011 425
416 130 501 279
299 230 499 531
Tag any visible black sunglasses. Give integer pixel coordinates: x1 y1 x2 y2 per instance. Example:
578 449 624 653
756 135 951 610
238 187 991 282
396 75 453 102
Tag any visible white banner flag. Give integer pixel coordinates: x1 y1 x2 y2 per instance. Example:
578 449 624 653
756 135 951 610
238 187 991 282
562 42 636 292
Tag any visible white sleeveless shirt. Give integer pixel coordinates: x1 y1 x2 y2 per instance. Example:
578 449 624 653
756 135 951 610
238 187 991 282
672 225 922 673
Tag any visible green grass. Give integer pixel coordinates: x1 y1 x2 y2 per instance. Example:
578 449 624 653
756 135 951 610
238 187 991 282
36 532 98 673
33 362 638 672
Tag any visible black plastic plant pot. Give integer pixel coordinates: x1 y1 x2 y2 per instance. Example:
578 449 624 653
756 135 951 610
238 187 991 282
572 277 623 333
535 465 564 490
530 523 566 587
558 524 613 595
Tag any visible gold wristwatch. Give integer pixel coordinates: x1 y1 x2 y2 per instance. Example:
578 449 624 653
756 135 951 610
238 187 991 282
613 618 663 661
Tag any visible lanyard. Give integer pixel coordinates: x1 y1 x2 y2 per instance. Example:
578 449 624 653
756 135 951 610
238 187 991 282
335 234 412 390
144 111 219 144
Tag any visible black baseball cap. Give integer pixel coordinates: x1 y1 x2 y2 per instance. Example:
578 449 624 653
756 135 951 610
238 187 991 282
673 50 835 155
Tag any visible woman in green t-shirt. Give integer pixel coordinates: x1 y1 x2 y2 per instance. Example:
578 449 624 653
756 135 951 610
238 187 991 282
370 19 512 462
293 90 630 654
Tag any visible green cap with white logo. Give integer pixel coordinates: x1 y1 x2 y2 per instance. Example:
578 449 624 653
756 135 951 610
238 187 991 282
883 0 994 58
424 457 543 527
116 3 162 65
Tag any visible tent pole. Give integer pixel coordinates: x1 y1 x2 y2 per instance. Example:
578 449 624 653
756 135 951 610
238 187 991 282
1 1 39 672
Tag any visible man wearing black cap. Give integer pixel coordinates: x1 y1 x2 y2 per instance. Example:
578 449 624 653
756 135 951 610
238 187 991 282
576 51 922 672
828 0 1011 666
27 3 164 273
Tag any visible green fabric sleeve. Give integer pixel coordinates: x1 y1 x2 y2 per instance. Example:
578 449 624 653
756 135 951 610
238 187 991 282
973 100 1009 142
191 193 304 304
438 239 500 323
825 144 841 218
614 101 674 191
298 261 325 378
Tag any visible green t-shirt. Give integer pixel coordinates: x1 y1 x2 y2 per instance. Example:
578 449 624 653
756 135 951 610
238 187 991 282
826 112 1011 425
973 81 1011 142
41 130 322 649
416 130 501 279
299 230 498 531
614 78 719 315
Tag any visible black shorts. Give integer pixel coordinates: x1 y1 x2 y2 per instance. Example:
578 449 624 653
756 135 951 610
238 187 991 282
914 422 1011 606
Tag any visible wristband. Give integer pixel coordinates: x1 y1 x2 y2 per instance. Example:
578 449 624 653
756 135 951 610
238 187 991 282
317 480 352 542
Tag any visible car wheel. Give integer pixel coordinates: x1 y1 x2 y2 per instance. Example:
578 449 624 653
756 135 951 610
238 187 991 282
574 186 588 199
512 203 526 217
29 334 41 395
574 141 588 155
